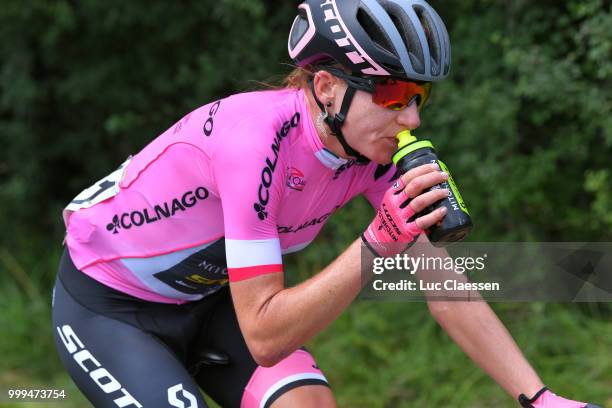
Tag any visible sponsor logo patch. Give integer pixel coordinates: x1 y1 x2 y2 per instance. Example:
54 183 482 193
253 112 301 220
286 167 306 191
106 187 209 234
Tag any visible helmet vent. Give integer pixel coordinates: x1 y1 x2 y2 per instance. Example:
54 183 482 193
381 62 402 73
287 0 450 81
413 5 442 76
357 7 395 56
289 13 310 50
378 0 425 75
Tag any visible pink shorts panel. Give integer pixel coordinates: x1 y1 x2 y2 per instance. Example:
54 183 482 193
241 349 328 408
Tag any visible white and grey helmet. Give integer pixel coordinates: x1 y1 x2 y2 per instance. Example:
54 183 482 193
288 0 451 82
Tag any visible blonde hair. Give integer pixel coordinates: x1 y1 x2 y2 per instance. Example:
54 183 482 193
248 62 345 91
282 65 316 89
241 65 313 92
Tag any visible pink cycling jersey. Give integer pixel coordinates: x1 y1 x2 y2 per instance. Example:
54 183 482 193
63 88 397 304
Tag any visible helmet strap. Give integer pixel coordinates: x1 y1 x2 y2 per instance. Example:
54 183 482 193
309 79 370 164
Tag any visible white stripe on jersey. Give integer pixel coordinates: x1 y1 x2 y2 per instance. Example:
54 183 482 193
225 238 282 268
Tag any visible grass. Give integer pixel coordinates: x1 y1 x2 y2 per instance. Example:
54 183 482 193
1 226 610 407
309 301 612 407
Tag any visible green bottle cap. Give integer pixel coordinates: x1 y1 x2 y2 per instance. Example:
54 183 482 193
392 130 435 165
396 130 417 148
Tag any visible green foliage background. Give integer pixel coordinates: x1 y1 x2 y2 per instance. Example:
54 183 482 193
0 0 610 407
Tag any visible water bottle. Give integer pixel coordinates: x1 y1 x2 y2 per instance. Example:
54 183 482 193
392 130 473 245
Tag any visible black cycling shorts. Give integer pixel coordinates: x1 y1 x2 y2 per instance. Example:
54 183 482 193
52 250 328 408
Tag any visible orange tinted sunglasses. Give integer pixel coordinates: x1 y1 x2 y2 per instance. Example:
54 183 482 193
323 68 432 112
371 78 432 111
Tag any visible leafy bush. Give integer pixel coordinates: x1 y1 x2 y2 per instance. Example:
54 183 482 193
1 1 610 406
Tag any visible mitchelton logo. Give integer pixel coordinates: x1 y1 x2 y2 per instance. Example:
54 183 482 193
253 112 301 220
106 187 209 234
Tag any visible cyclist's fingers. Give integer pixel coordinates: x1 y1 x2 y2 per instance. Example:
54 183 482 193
414 206 447 230
403 170 448 198
398 163 440 188
407 189 449 214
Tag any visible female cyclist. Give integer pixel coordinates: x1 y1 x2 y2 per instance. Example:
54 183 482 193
52 1 600 407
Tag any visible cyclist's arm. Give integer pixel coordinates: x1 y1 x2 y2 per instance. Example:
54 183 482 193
356 163 544 398
230 238 364 367
230 163 446 368
412 234 544 399
211 116 368 367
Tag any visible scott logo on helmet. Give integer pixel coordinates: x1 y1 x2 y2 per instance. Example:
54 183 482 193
319 0 388 76
253 112 300 220
107 187 209 234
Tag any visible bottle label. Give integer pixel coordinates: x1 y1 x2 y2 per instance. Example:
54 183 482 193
437 160 470 215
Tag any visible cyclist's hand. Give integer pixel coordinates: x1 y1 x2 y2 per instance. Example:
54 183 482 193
519 387 601 408
362 163 448 257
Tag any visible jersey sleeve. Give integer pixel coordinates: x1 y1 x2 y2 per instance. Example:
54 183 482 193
211 121 288 283
361 163 400 209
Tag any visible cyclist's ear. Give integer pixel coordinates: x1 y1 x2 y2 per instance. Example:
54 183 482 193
312 70 342 104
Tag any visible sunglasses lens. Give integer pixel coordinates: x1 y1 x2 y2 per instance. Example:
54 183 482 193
372 80 431 111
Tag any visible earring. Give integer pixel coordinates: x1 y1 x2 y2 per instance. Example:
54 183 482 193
316 111 328 136
326 101 332 107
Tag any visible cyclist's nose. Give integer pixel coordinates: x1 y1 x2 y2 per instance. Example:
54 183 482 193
396 101 421 130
